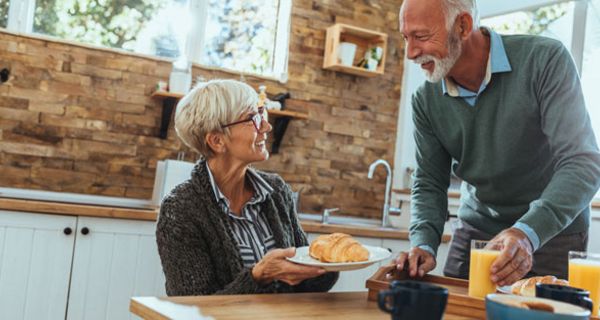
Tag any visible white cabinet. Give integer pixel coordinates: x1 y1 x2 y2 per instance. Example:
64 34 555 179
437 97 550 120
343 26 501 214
380 238 410 268
0 211 165 320
68 217 166 320
0 210 76 320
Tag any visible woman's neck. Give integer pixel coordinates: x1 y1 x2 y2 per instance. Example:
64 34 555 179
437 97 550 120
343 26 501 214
206 157 252 215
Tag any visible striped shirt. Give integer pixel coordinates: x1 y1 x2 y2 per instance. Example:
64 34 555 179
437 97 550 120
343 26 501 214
205 162 277 268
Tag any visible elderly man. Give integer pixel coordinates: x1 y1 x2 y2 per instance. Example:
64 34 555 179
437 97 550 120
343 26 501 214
394 0 600 286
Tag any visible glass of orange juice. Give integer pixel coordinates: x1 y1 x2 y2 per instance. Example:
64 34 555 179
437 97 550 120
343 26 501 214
468 240 501 298
568 251 600 316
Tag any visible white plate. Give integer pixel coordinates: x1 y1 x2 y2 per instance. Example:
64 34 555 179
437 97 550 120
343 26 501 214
286 245 391 272
496 285 512 294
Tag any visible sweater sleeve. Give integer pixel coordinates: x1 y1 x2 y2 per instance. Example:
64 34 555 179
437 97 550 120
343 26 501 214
517 43 600 246
280 182 339 292
156 197 278 296
409 93 452 256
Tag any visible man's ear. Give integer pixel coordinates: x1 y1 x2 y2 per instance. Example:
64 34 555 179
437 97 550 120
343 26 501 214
457 12 473 40
205 131 227 155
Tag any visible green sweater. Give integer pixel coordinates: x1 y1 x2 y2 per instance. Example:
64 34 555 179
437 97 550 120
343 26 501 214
409 34 600 254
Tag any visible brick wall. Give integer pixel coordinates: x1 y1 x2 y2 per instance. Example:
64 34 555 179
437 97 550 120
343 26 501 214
0 0 405 219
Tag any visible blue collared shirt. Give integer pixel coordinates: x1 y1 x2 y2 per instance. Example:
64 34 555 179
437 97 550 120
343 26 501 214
441 27 512 106
418 28 541 257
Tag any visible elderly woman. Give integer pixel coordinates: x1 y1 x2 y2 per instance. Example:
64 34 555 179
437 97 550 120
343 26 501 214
156 79 338 296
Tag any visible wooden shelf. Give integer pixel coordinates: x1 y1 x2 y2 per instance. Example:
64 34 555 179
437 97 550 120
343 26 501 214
268 109 309 120
151 90 308 153
151 91 184 99
323 23 388 77
323 64 384 77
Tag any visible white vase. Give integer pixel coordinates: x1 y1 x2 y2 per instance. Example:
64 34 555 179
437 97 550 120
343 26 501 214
338 42 357 66
169 69 191 94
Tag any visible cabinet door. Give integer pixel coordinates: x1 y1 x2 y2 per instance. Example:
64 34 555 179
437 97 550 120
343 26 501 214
307 233 383 292
0 210 76 320
67 217 166 320
381 238 411 267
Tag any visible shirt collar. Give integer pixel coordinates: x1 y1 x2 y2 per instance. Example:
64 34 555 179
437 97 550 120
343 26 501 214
442 27 512 97
205 162 273 208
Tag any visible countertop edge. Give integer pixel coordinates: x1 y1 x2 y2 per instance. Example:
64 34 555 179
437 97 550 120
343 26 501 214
393 188 600 210
0 197 453 242
0 197 159 221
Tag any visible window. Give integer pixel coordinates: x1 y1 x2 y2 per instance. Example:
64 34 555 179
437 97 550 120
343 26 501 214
202 0 286 77
582 0 600 148
0 0 292 81
32 0 188 59
0 0 8 28
394 0 600 201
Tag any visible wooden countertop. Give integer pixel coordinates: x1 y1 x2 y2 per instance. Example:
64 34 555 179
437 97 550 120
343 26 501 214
0 197 451 242
130 292 475 320
0 197 158 220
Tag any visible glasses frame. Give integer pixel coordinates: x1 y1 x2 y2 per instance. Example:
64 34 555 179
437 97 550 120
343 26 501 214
221 107 267 132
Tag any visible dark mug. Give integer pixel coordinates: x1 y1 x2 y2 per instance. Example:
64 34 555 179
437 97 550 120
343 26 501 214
378 280 448 320
536 284 594 312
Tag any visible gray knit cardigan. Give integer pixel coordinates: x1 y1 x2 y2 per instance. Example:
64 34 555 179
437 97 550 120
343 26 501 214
156 160 338 296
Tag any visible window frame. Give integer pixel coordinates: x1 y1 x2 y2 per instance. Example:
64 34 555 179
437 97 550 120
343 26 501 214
393 0 593 192
2 0 292 83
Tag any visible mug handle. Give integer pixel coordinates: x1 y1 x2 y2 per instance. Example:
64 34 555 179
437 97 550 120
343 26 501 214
378 291 395 313
579 296 594 313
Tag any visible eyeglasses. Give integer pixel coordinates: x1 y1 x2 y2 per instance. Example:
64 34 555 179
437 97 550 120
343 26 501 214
221 107 267 132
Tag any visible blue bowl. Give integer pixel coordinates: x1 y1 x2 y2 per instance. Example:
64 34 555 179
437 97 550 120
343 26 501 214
486 294 590 320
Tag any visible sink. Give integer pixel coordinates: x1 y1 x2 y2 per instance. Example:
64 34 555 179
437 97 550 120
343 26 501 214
298 213 383 228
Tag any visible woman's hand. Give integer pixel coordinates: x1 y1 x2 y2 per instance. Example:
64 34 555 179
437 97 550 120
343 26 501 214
252 247 326 286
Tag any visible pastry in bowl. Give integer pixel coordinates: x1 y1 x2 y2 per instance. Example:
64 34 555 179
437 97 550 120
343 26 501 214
309 233 369 263
511 276 569 297
486 294 590 320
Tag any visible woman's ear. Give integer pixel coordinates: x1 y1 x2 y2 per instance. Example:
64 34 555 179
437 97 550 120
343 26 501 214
205 132 227 155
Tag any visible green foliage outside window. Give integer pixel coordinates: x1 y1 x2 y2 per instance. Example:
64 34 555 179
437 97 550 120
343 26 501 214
203 0 279 75
0 0 9 28
484 3 569 36
33 0 169 51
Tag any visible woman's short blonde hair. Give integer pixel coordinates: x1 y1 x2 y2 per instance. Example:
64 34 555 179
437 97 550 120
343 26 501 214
174 79 258 158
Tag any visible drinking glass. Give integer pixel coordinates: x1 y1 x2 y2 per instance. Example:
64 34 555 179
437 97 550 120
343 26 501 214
468 240 501 298
568 251 600 316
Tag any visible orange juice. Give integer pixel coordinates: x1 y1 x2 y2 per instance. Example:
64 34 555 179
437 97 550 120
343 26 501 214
569 258 600 316
468 249 500 298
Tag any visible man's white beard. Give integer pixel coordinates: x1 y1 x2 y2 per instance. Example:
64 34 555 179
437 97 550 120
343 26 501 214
413 30 463 83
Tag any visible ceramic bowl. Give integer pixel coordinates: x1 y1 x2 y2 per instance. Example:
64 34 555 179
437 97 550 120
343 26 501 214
486 293 590 320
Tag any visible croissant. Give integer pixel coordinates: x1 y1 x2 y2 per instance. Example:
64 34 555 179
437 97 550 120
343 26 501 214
309 233 369 263
510 276 569 297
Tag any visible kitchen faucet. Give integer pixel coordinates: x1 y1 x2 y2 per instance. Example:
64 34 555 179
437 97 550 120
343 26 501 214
368 159 401 228
321 208 339 224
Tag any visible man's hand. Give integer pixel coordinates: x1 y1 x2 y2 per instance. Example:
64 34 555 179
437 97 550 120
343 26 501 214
394 247 436 277
489 228 533 286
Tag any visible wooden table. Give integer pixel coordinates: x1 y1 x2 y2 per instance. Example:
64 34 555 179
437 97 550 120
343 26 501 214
130 292 477 320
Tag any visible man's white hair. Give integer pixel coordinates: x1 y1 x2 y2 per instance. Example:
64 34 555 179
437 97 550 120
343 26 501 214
441 0 479 31
174 79 258 158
